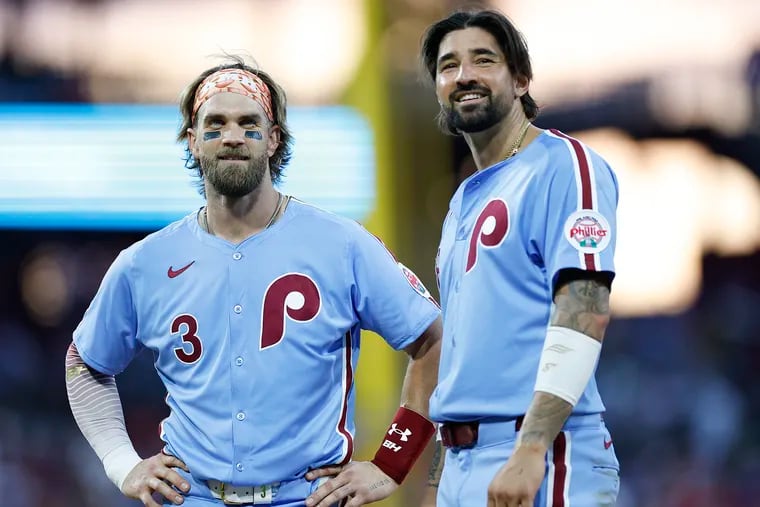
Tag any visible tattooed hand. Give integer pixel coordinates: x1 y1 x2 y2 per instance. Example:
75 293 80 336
305 461 398 507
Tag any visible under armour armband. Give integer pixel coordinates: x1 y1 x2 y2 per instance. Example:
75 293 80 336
371 406 436 484
534 326 602 406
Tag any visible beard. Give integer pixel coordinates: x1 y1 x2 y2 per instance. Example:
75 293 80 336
442 89 511 134
201 150 269 198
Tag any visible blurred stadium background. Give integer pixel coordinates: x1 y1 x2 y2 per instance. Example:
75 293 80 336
1 0 759 506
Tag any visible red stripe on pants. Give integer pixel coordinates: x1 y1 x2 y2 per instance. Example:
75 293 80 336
552 432 568 506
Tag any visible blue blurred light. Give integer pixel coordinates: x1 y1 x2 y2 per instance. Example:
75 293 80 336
0 104 375 229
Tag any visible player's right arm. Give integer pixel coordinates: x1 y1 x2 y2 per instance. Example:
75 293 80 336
65 342 190 506
66 248 189 507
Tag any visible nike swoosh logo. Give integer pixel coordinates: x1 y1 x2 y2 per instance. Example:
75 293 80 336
604 438 613 450
167 261 195 278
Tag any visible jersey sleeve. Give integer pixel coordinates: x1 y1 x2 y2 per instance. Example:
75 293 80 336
348 224 440 351
72 247 142 375
533 134 619 289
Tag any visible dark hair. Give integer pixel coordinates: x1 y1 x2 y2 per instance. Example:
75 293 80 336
420 9 539 121
177 55 293 192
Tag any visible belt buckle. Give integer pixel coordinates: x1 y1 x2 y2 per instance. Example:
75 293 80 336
441 422 479 449
208 480 275 505
218 481 246 505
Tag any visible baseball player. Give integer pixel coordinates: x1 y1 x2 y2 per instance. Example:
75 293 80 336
65 57 442 507
417 9 621 507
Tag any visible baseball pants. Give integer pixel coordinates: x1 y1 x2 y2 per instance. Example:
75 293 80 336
437 414 620 507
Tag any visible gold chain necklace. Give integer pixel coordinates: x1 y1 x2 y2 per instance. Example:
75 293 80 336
507 119 531 158
202 192 286 236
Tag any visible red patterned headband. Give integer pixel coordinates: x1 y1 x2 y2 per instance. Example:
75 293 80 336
192 68 274 123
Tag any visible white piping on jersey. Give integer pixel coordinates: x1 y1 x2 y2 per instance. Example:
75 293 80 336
334 329 355 463
579 141 601 269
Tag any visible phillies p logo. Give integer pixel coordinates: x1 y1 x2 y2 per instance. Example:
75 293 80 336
466 199 510 273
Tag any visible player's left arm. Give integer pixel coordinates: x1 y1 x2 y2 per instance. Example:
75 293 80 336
306 225 442 506
400 317 444 506
399 315 442 417
305 317 442 507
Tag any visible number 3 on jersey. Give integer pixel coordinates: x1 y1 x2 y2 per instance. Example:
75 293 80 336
171 272 322 364
465 198 510 273
172 314 203 364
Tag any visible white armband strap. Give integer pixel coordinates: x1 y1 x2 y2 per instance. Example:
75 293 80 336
534 326 602 406
103 444 143 491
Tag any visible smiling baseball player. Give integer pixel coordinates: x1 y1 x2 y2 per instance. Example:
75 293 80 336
65 57 441 507
418 9 621 507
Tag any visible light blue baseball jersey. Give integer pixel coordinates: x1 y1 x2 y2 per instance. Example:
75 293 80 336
430 129 618 422
73 198 440 486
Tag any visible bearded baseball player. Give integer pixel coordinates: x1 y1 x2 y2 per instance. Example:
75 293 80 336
65 56 442 507
417 9 621 507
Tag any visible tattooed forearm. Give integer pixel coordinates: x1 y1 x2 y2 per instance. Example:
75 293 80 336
517 276 612 452
518 392 573 450
551 279 611 340
427 441 445 487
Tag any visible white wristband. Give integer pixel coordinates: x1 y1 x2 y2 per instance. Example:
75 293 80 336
102 444 142 491
534 326 602 406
